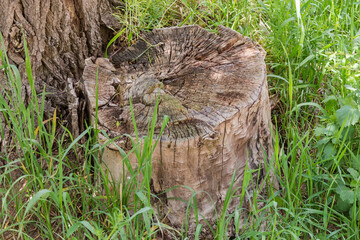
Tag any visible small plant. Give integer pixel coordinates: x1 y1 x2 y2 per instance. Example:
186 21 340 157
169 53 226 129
313 86 360 230
315 86 360 168
335 167 360 220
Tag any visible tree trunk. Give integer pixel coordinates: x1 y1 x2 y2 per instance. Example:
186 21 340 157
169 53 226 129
83 25 274 237
0 0 119 140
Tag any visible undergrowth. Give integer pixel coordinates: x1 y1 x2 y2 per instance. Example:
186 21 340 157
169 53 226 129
1 0 360 239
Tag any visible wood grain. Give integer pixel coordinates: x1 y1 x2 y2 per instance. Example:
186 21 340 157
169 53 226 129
83 25 273 237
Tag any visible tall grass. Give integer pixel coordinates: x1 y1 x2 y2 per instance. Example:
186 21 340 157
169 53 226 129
1 0 360 239
0 32 173 239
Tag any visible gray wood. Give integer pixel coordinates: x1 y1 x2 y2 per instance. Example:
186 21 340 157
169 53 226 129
83 25 274 236
0 0 118 142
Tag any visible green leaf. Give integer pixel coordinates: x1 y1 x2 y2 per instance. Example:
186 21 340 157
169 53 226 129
356 188 360 200
314 127 327 136
340 97 358 107
349 204 360 220
118 227 127 240
195 224 203 240
316 137 330 146
345 85 357 91
24 189 51 217
323 96 338 114
323 143 335 158
66 222 81 238
105 28 126 58
323 95 337 103
292 102 329 118
350 180 358 188
315 124 337 137
136 191 150 206
295 54 315 70
335 197 352 213
336 184 354 204
326 124 337 134
347 168 360 180
336 105 360 127
352 155 360 169
80 221 97 235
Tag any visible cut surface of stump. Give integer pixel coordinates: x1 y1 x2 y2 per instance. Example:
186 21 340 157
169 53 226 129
83 25 273 235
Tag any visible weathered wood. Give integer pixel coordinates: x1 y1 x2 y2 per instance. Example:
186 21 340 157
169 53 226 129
0 0 118 143
83 25 273 236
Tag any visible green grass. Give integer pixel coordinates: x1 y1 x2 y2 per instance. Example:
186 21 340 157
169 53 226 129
1 0 360 239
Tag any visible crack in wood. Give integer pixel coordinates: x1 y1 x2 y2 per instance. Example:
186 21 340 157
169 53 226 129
82 25 274 235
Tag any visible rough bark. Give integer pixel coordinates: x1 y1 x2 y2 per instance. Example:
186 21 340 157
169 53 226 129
0 0 119 148
83 25 274 237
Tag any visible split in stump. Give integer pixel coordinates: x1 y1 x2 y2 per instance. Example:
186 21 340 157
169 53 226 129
83 25 274 236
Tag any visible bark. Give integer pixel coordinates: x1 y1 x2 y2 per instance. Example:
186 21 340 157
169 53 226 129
83 25 274 237
0 0 119 143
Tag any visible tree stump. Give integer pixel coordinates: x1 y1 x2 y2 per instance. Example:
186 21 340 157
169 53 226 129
83 25 273 235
